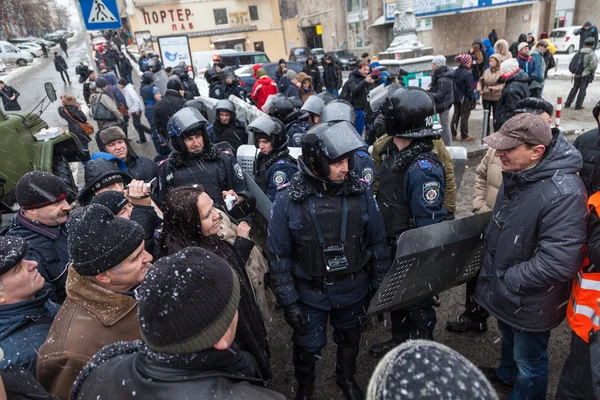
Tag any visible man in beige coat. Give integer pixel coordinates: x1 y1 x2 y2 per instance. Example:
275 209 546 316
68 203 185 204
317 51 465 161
37 204 152 399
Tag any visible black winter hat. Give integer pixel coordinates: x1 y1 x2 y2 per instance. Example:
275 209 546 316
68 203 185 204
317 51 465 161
167 79 182 91
0 236 29 276
585 37 596 46
367 340 498 400
95 76 107 89
16 171 69 210
78 158 132 206
136 247 240 354
90 190 129 215
67 204 144 276
515 97 554 117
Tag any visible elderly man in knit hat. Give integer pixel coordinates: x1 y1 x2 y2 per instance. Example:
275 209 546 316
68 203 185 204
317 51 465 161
429 55 454 145
70 246 284 399
0 236 60 374
4 171 72 303
451 53 475 141
95 126 163 206
476 113 587 399
36 204 152 399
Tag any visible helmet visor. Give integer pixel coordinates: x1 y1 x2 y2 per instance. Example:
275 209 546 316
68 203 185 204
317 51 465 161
318 121 366 160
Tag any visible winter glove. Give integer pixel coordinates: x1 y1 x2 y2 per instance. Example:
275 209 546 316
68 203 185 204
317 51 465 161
444 212 455 221
283 302 306 331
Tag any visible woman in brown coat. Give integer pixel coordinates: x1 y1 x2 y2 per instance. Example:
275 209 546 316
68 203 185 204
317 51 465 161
477 54 504 134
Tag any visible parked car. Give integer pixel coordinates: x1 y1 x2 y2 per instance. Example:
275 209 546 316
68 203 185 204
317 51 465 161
44 33 62 44
0 41 34 66
549 26 581 54
17 43 43 58
219 51 270 69
311 48 325 63
289 47 312 64
329 50 358 70
26 36 57 48
234 61 304 88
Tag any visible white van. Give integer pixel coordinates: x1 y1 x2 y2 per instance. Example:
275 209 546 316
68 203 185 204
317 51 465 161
0 41 34 66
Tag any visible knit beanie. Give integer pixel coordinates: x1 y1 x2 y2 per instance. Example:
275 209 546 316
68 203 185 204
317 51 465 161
98 126 126 145
518 42 528 52
500 58 519 76
285 69 298 81
16 171 69 210
256 68 268 78
67 204 144 276
432 55 446 67
90 190 129 215
136 247 241 354
95 76 107 89
0 236 29 276
367 340 499 400
455 53 472 67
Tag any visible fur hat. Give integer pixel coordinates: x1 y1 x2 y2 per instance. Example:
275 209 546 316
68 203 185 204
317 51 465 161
98 126 126 145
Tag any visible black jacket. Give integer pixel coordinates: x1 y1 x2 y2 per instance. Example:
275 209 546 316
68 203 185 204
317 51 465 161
475 131 587 332
54 55 68 72
429 66 454 112
58 105 92 144
71 341 285 400
343 69 371 110
575 25 599 49
323 59 341 89
182 78 200 97
509 34 528 58
118 57 133 77
0 85 21 111
494 69 531 131
302 58 322 91
153 90 186 139
451 65 474 104
573 127 600 195
208 120 248 153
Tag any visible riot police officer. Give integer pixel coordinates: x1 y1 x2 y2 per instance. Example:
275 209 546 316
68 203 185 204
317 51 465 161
369 86 447 358
205 67 224 99
147 57 167 95
301 95 325 125
207 99 248 153
264 94 310 147
321 100 376 187
249 115 298 200
159 107 254 218
221 68 248 101
268 121 391 400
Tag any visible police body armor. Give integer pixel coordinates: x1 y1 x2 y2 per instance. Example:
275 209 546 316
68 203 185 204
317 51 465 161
294 194 368 277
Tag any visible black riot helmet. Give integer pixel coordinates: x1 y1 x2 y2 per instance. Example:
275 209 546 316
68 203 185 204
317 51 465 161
298 121 366 181
316 91 336 104
172 66 186 77
289 96 304 110
215 99 236 115
204 68 222 84
381 85 439 139
301 96 325 117
167 107 210 154
320 99 356 126
264 95 295 123
147 58 162 72
248 115 288 150
184 99 209 120
142 71 155 85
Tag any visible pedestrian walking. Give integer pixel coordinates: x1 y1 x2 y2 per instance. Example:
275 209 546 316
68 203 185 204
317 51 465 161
477 54 504 134
53 52 70 84
494 59 530 131
0 80 21 111
118 78 152 144
59 36 68 58
575 21 598 50
140 72 168 160
40 41 48 58
104 72 130 138
477 113 587 400
323 54 342 97
429 55 454 146
117 53 133 84
565 37 598 110
451 54 475 141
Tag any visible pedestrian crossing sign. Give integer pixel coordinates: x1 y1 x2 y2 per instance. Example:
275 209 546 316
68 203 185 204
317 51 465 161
79 0 122 30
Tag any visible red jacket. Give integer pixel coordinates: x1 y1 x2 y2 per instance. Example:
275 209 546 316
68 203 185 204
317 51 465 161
251 76 278 111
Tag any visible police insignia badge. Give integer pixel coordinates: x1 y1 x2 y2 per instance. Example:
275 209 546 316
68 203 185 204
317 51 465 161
423 181 440 205
234 163 244 179
273 171 287 186
362 167 374 184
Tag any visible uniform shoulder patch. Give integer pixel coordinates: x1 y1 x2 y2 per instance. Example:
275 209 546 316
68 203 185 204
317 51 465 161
417 159 432 170
277 159 286 165
356 150 368 158
157 159 169 167
233 163 244 179
220 149 232 156
362 167 374 185
423 181 441 205
277 182 291 191
273 170 287 186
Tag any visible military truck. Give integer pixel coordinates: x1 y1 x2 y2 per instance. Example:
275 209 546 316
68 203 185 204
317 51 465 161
0 82 88 217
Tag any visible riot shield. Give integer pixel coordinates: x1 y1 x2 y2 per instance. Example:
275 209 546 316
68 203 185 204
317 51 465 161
367 212 491 316
193 96 218 124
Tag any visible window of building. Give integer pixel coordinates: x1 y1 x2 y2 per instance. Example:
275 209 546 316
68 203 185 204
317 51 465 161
249 5 259 21
213 8 228 25
346 0 366 13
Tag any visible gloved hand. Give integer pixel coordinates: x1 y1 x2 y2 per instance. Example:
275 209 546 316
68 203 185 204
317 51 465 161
444 212 455 221
283 302 306 332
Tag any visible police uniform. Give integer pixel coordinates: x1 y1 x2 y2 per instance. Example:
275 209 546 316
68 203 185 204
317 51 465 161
268 121 391 400
368 85 448 358
287 120 312 147
254 151 298 201
354 149 376 188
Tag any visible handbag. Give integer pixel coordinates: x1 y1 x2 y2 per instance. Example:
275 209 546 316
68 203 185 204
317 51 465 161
63 107 94 135
91 95 118 122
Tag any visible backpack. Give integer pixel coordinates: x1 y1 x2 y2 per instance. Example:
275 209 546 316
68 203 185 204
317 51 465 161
91 94 118 122
569 52 586 75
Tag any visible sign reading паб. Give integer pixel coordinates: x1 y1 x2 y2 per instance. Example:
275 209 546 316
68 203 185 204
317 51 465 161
143 8 194 32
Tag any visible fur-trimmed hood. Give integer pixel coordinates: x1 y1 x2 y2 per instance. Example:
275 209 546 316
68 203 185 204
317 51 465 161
289 171 365 202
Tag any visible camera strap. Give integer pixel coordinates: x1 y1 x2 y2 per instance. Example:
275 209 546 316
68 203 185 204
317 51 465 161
308 196 348 247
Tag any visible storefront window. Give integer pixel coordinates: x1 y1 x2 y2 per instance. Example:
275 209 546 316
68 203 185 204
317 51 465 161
347 20 369 49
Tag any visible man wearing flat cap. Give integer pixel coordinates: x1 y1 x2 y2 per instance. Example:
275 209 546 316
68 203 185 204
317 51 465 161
36 204 152 399
0 236 59 374
475 113 587 399
4 171 72 303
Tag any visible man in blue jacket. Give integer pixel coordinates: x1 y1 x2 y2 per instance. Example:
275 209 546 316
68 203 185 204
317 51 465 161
528 40 548 98
0 236 59 374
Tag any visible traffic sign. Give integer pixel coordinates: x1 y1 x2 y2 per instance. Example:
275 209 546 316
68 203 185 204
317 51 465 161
79 0 122 30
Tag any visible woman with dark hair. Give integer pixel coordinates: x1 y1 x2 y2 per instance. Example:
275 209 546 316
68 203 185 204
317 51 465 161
275 58 287 83
158 184 271 381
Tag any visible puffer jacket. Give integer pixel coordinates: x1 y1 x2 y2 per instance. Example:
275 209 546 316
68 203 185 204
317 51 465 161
493 39 512 63
494 69 530 131
472 148 503 214
477 63 503 102
475 131 587 332
429 66 454 112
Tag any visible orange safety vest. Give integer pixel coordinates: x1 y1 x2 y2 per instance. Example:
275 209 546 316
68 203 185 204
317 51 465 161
567 192 600 343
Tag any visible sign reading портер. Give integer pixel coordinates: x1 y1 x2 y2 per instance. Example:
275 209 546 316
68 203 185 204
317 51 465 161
143 8 194 32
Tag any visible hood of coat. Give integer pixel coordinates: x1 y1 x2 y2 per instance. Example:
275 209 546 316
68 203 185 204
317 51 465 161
494 39 510 56
65 266 138 327
0 285 57 340
517 33 528 43
506 130 583 184
104 72 119 86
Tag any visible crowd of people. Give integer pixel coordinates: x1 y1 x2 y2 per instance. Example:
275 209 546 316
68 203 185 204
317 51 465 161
1 24 600 400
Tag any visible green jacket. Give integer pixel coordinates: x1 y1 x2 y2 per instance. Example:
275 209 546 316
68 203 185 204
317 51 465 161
580 47 599 77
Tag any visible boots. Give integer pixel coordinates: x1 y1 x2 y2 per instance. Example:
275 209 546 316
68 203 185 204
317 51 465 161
335 327 364 400
369 338 402 358
293 346 316 400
